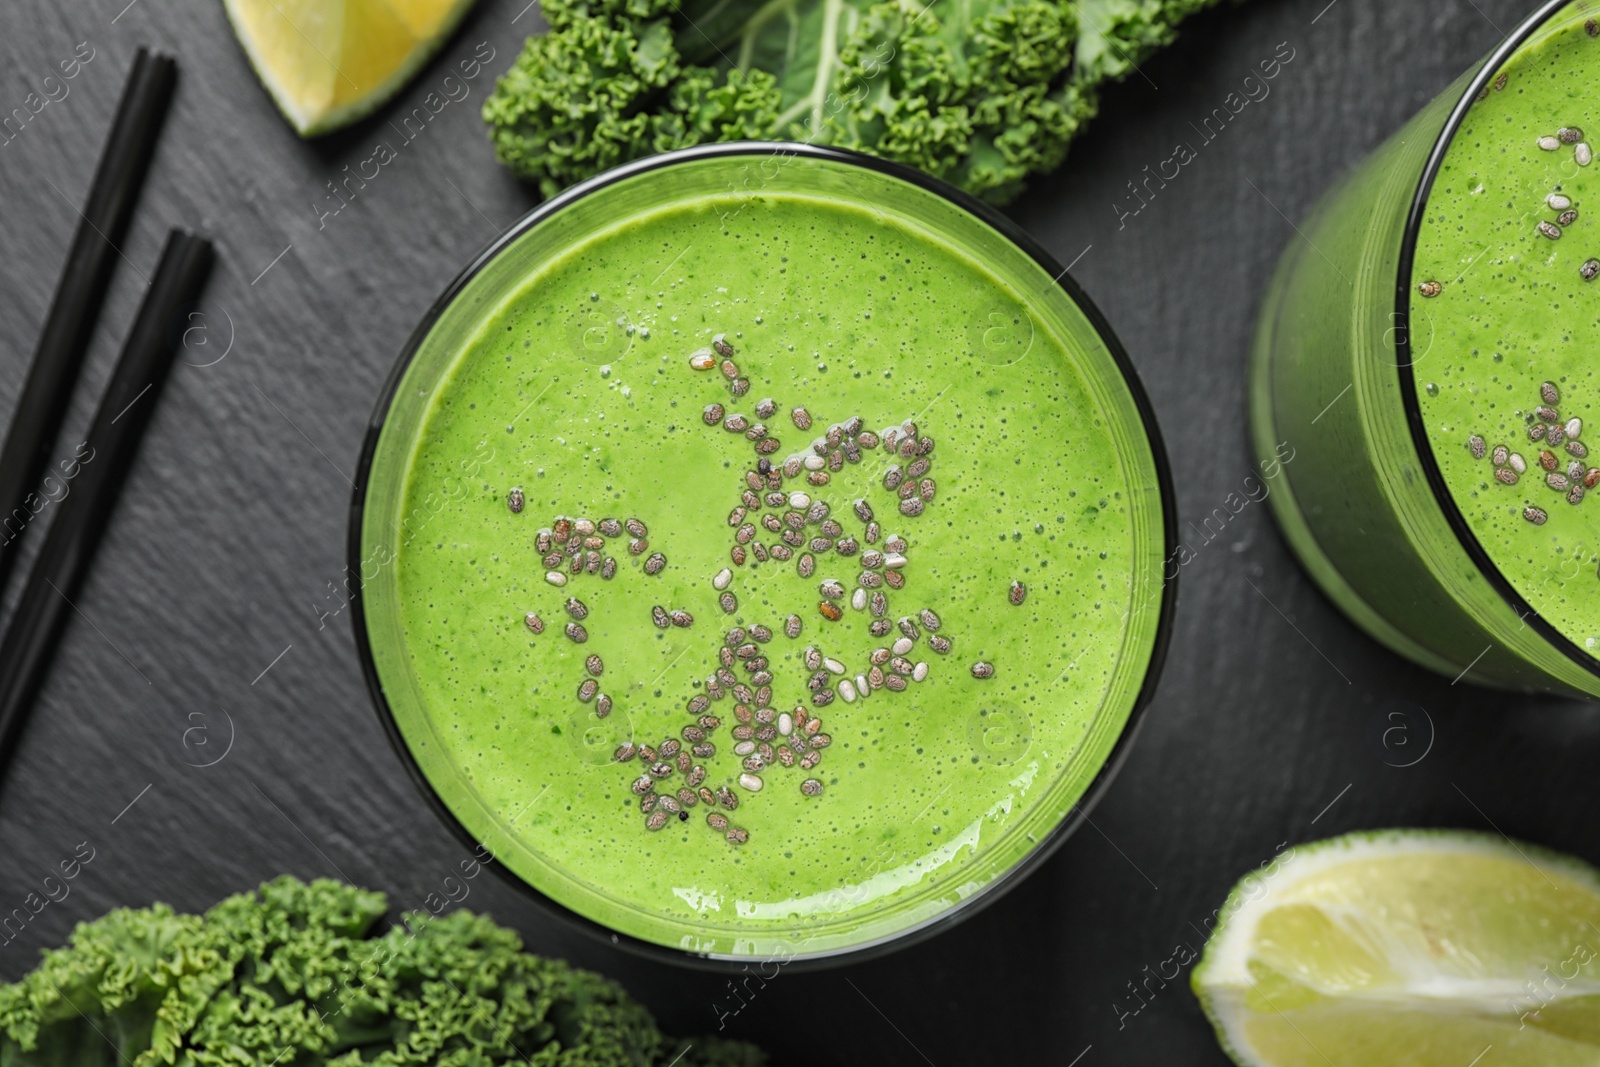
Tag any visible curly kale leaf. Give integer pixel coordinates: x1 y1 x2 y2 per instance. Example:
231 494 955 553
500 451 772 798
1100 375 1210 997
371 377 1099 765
481 14 685 200
0 877 764 1067
483 0 1230 203
0 902 226 1067
1073 0 1223 82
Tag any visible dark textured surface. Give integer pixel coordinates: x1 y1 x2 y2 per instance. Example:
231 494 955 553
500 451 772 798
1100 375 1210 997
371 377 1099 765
1 0 1595 1063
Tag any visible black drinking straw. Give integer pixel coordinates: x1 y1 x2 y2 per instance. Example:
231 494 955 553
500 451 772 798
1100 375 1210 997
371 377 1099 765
0 49 176 598
0 230 212 776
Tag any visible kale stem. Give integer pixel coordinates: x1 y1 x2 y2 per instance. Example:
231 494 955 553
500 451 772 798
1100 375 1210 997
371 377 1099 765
673 0 800 68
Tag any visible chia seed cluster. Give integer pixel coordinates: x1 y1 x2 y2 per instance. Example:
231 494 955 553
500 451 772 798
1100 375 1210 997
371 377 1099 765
1422 78 1600 296
510 332 1018 848
1466 380 1596 528
1425 52 1600 572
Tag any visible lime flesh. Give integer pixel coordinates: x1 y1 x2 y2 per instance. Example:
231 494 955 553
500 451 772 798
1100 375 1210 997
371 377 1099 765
223 0 477 136
1193 830 1600 1066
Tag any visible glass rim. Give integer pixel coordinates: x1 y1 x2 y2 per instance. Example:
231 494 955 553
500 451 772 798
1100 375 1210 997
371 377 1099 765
1394 0 1600 686
345 141 1180 970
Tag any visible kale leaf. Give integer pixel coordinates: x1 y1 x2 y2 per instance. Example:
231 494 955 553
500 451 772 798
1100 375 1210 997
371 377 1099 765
483 0 1229 203
0 876 763 1067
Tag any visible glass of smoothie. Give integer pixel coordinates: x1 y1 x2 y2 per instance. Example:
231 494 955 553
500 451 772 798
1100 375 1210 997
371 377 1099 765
1252 0 1600 697
350 143 1175 966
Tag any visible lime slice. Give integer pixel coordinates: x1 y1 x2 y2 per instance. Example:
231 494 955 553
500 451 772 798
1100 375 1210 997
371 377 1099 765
1192 829 1600 1066
223 0 477 136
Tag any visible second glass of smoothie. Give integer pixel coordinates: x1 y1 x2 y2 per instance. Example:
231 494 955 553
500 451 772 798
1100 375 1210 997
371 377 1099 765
1252 0 1600 697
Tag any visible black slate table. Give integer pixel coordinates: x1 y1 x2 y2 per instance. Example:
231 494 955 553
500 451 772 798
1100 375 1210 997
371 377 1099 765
2 1 1593 1064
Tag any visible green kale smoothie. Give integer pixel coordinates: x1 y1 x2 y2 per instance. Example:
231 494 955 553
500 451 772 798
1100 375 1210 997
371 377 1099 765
362 152 1169 958
1248 3 1600 693
1414 15 1600 659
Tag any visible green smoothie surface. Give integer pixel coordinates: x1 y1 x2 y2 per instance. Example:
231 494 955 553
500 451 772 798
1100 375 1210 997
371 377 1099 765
1416 6 1600 661
375 161 1166 957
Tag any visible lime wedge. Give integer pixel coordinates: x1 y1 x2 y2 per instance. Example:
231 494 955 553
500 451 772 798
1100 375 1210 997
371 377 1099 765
223 0 477 136
1192 829 1600 1066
